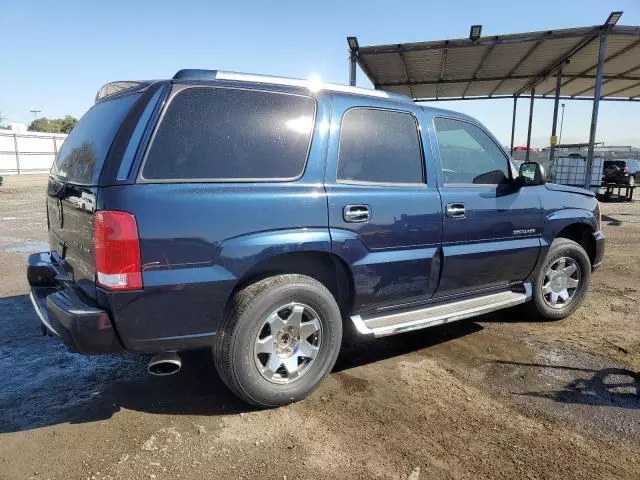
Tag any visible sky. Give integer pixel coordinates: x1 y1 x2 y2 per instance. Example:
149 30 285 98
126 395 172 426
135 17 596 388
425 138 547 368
1 0 639 148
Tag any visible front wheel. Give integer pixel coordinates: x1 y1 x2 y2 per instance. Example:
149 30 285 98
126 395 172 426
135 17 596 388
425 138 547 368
528 238 591 321
213 274 342 407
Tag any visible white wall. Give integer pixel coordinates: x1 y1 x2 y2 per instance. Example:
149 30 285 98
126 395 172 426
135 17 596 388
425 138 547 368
0 131 68 174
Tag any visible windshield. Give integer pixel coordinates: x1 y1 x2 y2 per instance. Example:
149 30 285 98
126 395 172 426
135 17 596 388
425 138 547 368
51 93 139 185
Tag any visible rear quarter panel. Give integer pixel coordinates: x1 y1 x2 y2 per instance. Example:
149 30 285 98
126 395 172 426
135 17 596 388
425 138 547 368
99 90 332 352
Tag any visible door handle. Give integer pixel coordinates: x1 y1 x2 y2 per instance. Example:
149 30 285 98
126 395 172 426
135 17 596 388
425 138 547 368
446 203 466 218
344 205 371 223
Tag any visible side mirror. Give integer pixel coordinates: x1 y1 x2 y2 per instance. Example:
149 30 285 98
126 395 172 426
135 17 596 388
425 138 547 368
518 162 545 186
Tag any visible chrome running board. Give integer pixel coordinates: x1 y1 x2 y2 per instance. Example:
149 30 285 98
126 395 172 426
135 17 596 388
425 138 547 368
351 284 532 338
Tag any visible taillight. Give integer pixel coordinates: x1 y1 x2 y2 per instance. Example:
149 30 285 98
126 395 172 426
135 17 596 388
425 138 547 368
93 211 142 291
624 166 629 173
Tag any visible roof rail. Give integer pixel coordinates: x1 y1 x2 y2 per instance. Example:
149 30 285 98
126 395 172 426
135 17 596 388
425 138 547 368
172 69 411 101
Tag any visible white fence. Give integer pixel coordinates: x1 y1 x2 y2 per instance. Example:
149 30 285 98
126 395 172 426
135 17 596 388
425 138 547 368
0 131 67 174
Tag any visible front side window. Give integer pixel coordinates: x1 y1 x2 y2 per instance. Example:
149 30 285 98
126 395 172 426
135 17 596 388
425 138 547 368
434 117 510 185
337 108 424 185
142 87 316 181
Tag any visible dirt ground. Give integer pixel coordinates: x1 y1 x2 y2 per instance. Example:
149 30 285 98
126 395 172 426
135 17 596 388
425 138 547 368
0 174 638 480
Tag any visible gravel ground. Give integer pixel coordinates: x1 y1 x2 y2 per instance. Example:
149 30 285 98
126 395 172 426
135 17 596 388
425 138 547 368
0 174 638 480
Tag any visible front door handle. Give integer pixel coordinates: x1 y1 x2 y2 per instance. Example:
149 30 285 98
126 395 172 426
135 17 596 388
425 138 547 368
344 205 371 223
446 203 466 218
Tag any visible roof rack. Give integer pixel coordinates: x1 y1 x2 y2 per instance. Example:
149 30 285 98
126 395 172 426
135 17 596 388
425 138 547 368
172 69 411 101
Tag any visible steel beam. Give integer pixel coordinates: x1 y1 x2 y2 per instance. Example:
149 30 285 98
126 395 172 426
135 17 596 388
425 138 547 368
585 32 608 189
596 79 640 97
514 36 598 97
542 37 640 95
526 88 535 162
349 54 357 86
357 27 602 56
549 69 563 166
571 65 640 96
510 96 518 155
377 73 640 88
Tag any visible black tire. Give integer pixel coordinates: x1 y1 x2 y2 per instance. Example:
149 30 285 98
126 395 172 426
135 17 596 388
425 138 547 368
528 238 591 321
213 274 342 407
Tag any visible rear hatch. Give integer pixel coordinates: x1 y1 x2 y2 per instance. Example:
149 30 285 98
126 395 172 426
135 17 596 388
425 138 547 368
47 92 141 299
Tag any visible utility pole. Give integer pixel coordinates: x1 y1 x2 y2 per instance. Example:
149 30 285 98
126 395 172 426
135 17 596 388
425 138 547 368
559 103 566 144
30 110 41 120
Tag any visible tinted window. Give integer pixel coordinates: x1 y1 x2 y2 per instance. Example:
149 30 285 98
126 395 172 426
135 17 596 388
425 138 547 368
337 108 423 185
434 117 509 185
51 93 138 185
142 87 315 180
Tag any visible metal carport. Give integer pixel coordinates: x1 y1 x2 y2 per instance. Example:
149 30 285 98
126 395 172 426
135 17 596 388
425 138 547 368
346 12 640 187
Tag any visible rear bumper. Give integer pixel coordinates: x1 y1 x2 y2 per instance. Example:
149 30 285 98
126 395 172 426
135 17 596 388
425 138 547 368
592 230 605 270
27 252 123 354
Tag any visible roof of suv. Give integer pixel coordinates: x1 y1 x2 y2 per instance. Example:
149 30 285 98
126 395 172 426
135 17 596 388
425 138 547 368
95 69 473 121
97 69 414 103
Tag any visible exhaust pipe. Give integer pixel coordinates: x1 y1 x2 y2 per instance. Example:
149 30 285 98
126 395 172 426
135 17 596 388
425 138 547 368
148 352 182 376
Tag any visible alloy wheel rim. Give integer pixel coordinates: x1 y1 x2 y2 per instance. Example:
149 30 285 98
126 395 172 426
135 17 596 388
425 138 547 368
542 256 581 309
254 302 322 384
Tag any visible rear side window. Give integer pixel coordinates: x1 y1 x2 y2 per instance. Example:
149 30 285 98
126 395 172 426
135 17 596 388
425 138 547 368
337 108 423 185
142 87 315 181
51 93 138 185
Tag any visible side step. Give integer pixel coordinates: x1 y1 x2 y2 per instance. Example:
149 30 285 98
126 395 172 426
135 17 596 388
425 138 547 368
351 284 532 338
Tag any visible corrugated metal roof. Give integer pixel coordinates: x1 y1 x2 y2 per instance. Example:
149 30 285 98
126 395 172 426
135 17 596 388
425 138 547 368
350 25 640 101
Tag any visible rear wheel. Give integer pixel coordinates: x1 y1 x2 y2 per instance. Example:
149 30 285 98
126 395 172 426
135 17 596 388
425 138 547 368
529 238 591 320
213 274 342 407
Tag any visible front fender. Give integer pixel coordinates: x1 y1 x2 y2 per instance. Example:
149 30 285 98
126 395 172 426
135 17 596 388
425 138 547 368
542 208 598 247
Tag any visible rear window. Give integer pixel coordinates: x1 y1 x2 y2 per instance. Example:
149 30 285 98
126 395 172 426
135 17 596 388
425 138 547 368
51 93 138 185
142 87 316 181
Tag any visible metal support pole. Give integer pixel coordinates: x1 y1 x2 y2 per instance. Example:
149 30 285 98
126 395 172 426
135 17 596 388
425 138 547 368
510 96 517 155
559 104 566 144
549 68 563 167
349 54 356 87
53 136 58 156
525 88 535 162
585 32 607 189
13 133 20 175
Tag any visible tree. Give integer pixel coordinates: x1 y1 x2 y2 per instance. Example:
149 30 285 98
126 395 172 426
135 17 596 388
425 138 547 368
28 116 78 134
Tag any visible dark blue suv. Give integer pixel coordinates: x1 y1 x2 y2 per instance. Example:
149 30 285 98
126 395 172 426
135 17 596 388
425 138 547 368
27 70 605 407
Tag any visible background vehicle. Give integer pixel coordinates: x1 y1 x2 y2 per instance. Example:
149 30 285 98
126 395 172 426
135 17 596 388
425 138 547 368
27 70 605 407
602 159 637 185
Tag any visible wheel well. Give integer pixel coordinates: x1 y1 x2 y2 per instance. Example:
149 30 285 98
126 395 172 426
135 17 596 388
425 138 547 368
556 223 596 265
229 251 355 316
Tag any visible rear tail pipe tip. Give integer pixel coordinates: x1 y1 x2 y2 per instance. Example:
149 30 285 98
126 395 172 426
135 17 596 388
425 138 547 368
148 352 182 376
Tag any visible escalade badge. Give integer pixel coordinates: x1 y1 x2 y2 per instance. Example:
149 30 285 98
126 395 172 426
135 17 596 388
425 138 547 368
513 228 536 235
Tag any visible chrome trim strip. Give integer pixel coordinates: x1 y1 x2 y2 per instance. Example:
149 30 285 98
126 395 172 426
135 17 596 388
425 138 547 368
29 290 61 337
351 284 532 338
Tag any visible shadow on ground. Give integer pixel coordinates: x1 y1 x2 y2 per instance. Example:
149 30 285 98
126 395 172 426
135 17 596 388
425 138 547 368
0 293 482 434
496 360 640 410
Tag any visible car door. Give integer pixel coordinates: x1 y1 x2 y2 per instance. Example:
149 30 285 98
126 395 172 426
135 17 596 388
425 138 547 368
429 115 542 299
325 95 443 313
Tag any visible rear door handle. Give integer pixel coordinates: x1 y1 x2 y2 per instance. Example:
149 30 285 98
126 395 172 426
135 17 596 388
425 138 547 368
344 205 371 223
446 203 466 218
